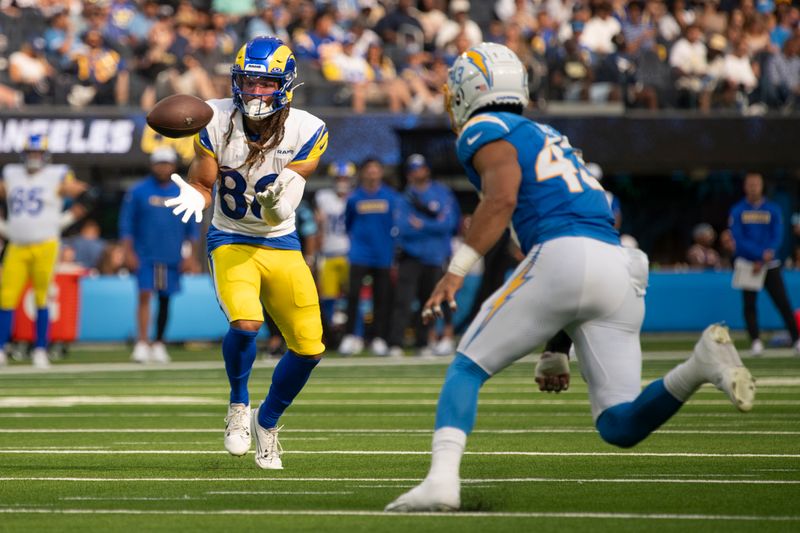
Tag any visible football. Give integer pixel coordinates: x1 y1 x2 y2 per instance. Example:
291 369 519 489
146 94 213 138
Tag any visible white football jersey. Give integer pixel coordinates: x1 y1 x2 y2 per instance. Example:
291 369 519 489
2 163 71 244
196 99 328 240
314 187 349 257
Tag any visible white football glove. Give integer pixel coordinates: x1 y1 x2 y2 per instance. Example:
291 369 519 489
255 171 302 227
164 173 205 224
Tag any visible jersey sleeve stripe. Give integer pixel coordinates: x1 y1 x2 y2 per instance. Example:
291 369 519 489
194 128 215 157
292 124 328 163
461 114 511 135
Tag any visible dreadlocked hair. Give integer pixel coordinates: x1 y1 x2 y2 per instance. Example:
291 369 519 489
222 106 291 176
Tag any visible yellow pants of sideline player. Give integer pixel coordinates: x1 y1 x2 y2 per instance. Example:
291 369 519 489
209 244 324 356
0 239 59 310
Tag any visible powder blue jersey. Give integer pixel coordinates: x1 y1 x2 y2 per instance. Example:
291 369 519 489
455 112 619 254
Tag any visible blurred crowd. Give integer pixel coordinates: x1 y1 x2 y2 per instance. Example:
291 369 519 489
0 0 797 113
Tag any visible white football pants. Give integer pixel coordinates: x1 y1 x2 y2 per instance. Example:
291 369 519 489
458 236 649 420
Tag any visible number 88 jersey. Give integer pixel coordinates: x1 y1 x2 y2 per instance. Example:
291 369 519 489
194 98 328 252
2 163 71 244
455 111 619 255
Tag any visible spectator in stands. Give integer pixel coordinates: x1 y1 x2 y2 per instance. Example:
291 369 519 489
436 1 482 51
293 8 340 65
621 1 656 56
363 42 411 112
133 19 187 108
66 28 129 106
9 38 54 104
401 50 445 114
195 25 236 97
65 219 106 272
719 39 760 110
338 159 398 357
417 0 448 47
388 154 459 358
119 147 200 364
315 161 355 347
549 33 593 102
42 8 79 70
580 2 621 56
670 24 711 109
687 223 722 269
728 172 800 356
246 3 289 42
765 35 800 110
374 0 423 48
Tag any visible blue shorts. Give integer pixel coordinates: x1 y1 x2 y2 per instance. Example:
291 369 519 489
137 262 181 295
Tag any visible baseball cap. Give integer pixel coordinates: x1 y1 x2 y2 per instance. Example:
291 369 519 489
406 153 428 171
151 146 178 165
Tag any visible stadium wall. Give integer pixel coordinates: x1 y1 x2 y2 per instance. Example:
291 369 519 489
1 109 798 173
73 272 800 342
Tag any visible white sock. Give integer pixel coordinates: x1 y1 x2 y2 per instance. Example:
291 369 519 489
663 359 703 402
427 427 467 482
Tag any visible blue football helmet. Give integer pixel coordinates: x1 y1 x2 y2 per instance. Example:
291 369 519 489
231 36 298 120
22 133 50 172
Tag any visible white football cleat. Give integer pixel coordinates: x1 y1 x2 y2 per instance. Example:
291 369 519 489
131 341 151 364
388 346 404 358
693 324 755 412
224 403 251 456
251 407 283 470
370 337 388 356
385 477 460 512
750 339 764 357
338 334 363 356
150 342 171 364
31 348 50 369
432 337 455 356
0 349 7 367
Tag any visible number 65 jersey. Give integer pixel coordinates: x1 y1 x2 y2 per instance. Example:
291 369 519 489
455 112 619 255
2 163 72 244
195 98 329 253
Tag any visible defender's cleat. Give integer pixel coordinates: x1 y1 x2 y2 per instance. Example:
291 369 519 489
251 407 283 470
224 403 251 456
131 341 150 364
385 478 460 513
693 324 756 412
31 348 50 369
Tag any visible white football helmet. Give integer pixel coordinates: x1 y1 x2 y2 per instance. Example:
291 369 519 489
444 42 529 132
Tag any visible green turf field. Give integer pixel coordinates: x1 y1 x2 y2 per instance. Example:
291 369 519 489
0 346 798 532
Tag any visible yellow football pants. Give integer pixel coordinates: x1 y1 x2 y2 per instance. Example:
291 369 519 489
0 239 59 310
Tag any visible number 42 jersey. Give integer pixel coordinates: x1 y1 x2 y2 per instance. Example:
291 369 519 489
455 112 619 255
195 98 329 253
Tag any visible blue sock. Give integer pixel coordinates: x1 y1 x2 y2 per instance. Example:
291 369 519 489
434 353 490 433
596 378 683 448
258 351 320 428
35 308 49 349
222 327 258 405
0 309 13 347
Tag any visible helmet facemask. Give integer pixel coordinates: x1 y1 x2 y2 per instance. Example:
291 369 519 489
232 72 294 121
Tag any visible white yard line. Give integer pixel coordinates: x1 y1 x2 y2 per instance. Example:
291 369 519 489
206 491 353 495
3 396 800 407
60 497 205 501
0 450 798 459
2 428 799 436
2 476 799 484
0 507 798 521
